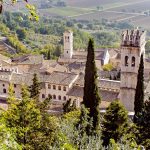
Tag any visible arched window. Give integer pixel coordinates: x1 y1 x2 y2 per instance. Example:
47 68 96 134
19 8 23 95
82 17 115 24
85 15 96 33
132 56 135 67
48 84 51 89
125 56 128 66
63 96 66 101
53 85 56 90
58 86 61 90
63 86 66 91
53 95 56 99
3 88 6 93
48 94 52 98
58 95 61 100
42 94 45 99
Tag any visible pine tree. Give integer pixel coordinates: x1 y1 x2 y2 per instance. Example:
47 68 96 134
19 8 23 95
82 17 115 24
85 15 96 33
83 38 101 132
134 54 144 122
29 73 40 102
102 100 129 146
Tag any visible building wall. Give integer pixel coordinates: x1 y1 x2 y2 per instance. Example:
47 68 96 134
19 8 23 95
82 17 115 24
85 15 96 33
120 88 135 111
0 81 10 98
0 81 22 99
103 50 110 65
40 83 69 102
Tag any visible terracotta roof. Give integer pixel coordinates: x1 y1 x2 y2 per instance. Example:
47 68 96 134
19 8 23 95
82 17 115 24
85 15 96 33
99 70 119 79
67 86 119 102
73 49 108 60
12 54 43 65
43 71 78 85
74 73 120 91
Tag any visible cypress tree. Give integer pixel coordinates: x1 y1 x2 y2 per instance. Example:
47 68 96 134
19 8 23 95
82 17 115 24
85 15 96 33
47 50 51 60
102 100 129 146
29 73 40 102
136 98 150 149
83 38 101 132
134 54 144 122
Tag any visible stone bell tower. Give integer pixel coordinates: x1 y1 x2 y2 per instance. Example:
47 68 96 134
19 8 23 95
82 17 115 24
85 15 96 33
120 29 146 112
63 30 73 59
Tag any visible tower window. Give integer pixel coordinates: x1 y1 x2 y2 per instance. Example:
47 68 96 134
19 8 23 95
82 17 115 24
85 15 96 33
63 96 66 101
53 95 56 99
63 86 66 91
3 88 6 93
42 94 45 99
132 56 135 67
58 95 61 100
58 86 61 90
48 94 52 98
67 51 68 53
125 56 128 66
48 84 51 89
53 85 56 90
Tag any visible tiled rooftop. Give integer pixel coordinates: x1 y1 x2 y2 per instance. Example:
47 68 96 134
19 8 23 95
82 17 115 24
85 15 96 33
67 86 119 102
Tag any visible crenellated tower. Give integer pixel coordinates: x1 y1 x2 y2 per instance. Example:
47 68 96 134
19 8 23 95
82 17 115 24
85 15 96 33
63 30 73 59
120 29 146 112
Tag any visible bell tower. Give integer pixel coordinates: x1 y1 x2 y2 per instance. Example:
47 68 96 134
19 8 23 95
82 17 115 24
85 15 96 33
120 29 146 112
63 30 73 59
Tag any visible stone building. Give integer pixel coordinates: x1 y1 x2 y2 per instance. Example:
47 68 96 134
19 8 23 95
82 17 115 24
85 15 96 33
58 30 110 71
120 29 146 112
0 29 150 113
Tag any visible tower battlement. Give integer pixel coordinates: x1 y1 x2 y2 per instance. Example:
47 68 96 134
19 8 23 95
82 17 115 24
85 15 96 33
121 29 146 47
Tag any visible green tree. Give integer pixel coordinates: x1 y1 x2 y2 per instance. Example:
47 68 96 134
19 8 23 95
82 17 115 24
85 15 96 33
29 73 40 102
134 54 144 123
102 100 129 146
3 85 41 149
136 98 150 149
63 99 76 113
47 49 51 60
0 1 39 21
83 38 101 133
16 28 27 40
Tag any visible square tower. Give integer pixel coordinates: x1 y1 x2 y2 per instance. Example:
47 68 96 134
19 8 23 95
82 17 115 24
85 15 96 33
120 29 146 112
63 30 73 59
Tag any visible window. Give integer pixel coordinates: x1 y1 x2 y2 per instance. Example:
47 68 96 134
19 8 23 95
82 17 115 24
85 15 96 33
42 94 45 99
3 84 5 87
48 84 51 89
48 94 52 98
63 86 66 91
67 51 68 53
14 84 16 88
58 95 61 100
3 89 6 94
58 86 61 90
125 56 128 66
53 95 56 99
53 85 56 90
63 96 66 101
132 56 135 67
